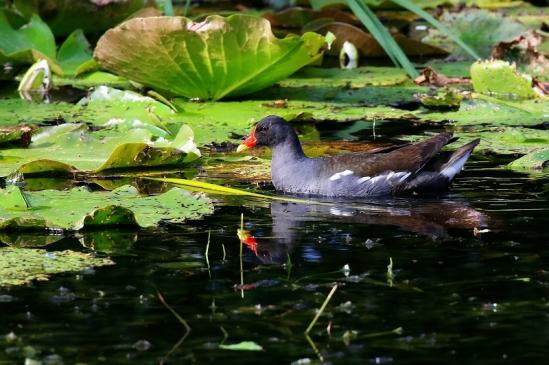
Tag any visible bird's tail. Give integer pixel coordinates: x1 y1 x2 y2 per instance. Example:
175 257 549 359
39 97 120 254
439 139 480 181
398 138 480 195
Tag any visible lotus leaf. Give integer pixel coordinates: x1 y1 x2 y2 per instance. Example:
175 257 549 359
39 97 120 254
0 122 200 177
0 184 212 230
94 15 327 100
277 66 410 87
0 247 114 286
0 87 178 128
422 9 527 58
56 29 96 76
53 71 132 89
508 149 549 170
175 99 415 145
470 60 537 99
420 98 549 126
0 12 57 70
0 13 94 75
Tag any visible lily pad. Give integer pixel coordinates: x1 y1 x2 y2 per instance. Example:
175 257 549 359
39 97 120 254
0 87 179 128
94 15 326 100
0 247 114 286
470 60 537 99
422 9 528 58
55 29 96 76
0 185 213 231
176 99 415 145
508 149 549 170
0 13 95 76
420 98 549 126
0 122 200 177
53 71 132 90
0 12 58 71
278 66 410 87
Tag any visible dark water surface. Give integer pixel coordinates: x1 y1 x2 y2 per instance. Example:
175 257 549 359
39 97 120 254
1 122 548 365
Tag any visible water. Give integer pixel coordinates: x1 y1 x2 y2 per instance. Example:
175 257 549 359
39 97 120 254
1 122 548 364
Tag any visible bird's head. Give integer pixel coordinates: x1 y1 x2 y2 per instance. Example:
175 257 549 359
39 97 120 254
236 115 294 152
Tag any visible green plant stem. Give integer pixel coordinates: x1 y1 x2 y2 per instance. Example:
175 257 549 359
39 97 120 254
305 284 338 334
391 0 480 60
345 0 419 78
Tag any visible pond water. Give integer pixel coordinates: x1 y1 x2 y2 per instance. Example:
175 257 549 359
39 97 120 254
1 121 548 365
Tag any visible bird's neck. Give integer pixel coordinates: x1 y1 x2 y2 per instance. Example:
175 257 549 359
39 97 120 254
271 134 306 165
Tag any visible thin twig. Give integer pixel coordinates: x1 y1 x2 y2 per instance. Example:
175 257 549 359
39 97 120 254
305 284 338 334
157 291 191 365
157 292 191 333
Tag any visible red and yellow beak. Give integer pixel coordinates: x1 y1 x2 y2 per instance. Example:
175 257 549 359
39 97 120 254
236 127 257 152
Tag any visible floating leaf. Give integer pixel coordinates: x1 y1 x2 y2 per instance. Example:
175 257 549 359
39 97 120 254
278 66 409 87
94 15 326 100
0 13 94 76
420 98 549 126
0 122 200 177
470 60 537 99
0 12 58 71
219 341 263 351
508 149 549 170
56 29 95 76
0 185 212 231
53 71 132 90
422 9 527 58
174 99 414 145
0 247 114 286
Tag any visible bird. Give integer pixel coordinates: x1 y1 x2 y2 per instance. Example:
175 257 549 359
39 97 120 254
236 116 480 198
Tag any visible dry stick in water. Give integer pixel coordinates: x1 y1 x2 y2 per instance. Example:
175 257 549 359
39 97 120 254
157 292 191 365
305 284 338 334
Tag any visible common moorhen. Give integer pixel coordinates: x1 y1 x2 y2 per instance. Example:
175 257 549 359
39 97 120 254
237 116 479 197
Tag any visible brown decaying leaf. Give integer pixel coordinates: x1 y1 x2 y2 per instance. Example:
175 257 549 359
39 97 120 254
415 66 470 87
304 21 447 58
0 125 35 147
491 31 549 85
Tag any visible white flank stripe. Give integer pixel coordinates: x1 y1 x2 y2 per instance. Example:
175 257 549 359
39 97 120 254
329 170 354 181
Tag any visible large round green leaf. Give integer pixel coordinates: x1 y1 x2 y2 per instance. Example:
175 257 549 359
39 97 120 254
94 15 326 100
0 185 213 231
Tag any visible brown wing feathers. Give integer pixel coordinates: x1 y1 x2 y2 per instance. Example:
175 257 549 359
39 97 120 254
323 132 454 178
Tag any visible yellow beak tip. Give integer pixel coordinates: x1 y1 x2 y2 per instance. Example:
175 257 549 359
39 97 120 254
236 144 249 153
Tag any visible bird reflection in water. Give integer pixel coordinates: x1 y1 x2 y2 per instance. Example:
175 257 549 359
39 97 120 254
241 198 493 264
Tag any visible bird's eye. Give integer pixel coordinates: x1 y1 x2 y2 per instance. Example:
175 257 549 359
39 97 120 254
256 125 268 132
